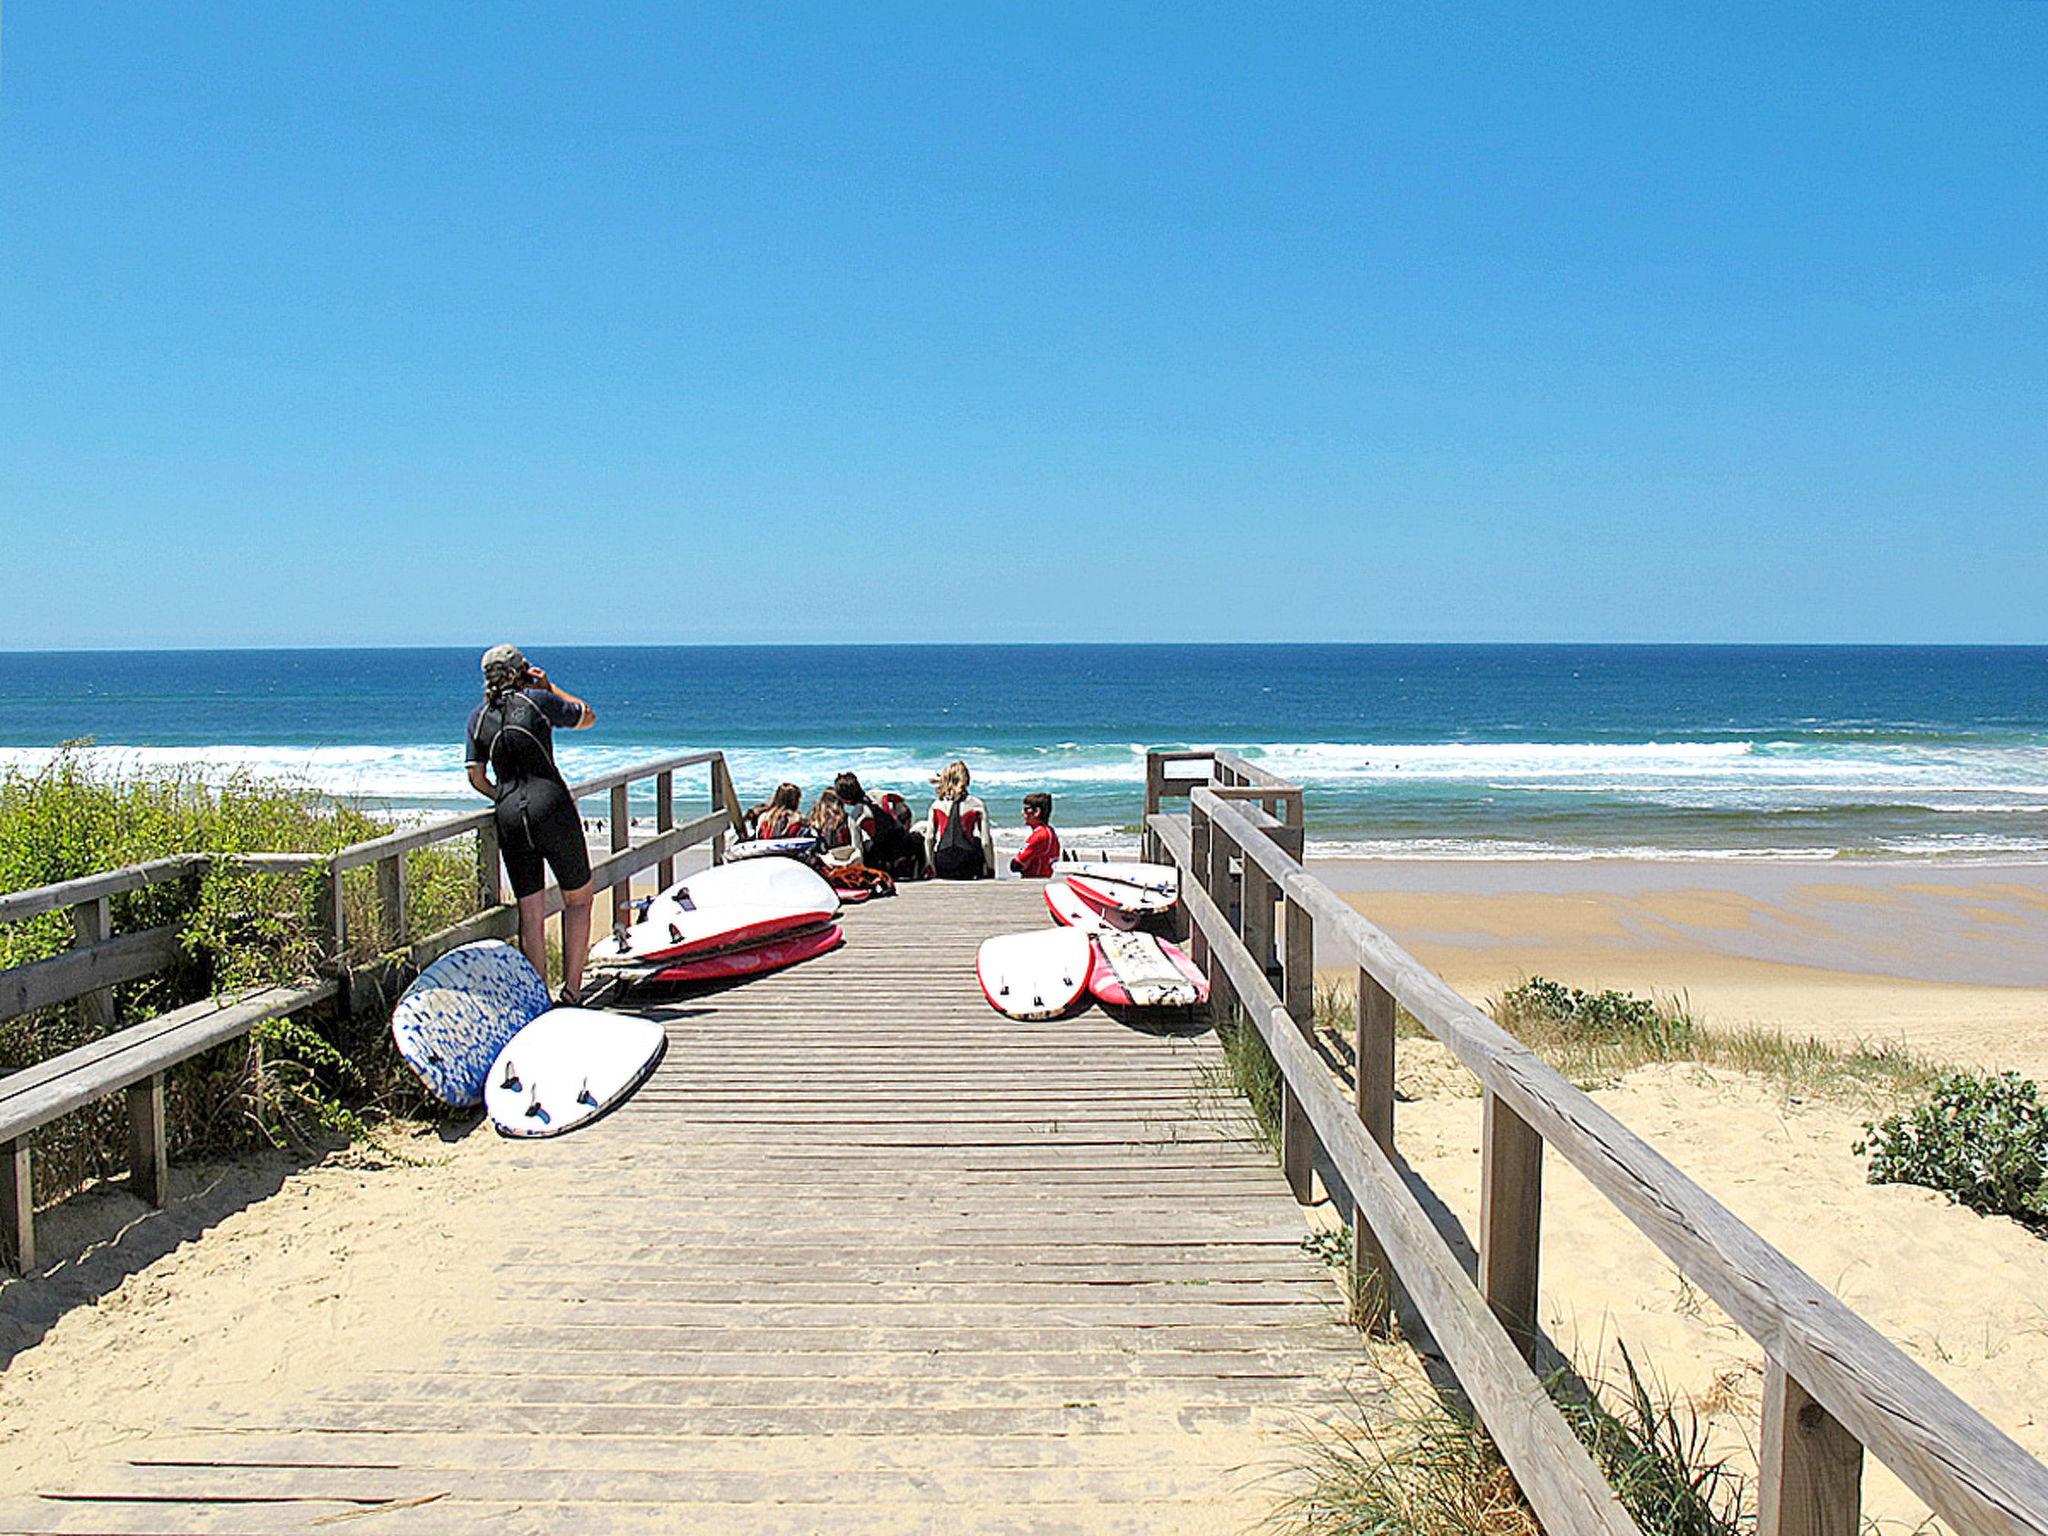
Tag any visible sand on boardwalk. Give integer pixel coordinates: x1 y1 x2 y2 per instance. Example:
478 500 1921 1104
1309 858 2048 1531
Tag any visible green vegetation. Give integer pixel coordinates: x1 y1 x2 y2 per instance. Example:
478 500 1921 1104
1857 1071 2048 1229
1208 1015 1282 1146
1 750 482 1197
1276 1339 1750 1536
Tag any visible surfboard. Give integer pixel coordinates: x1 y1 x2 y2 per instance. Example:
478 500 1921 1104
725 835 821 862
484 1009 667 1139
1064 870 1179 917
390 940 552 1107
1088 930 1211 1008
975 928 1092 1020
1043 878 1137 933
649 923 844 983
1055 860 1180 897
589 858 840 969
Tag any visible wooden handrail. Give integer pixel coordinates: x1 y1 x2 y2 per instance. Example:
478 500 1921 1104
0 857 204 925
1172 776 2048 1536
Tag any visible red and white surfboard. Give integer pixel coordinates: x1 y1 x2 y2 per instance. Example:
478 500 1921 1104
650 923 844 984
1044 879 1138 932
1087 930 1210 1008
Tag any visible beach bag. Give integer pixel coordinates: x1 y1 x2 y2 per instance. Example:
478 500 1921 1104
932 798 984 880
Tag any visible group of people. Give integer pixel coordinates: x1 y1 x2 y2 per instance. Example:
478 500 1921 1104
744 763 1062 884
463 645 1065 1005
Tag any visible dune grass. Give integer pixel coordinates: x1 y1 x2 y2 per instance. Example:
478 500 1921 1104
1 749 480 1197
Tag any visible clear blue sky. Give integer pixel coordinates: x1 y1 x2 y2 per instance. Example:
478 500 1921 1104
1 3 2042 647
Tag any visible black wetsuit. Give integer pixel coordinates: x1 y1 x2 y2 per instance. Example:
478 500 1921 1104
466 689 591 899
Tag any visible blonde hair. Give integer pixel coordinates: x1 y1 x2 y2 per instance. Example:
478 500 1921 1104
932 760 971 800
809 789 846 834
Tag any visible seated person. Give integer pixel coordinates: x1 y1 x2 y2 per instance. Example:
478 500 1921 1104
1009 792 1061 878
924 760 997 880
808 788 850 850
836 771 927 879
755 782 806 839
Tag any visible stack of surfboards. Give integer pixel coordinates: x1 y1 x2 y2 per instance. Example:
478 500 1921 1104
588 859 845 985
391 940 667 1139
976 861 1211 1019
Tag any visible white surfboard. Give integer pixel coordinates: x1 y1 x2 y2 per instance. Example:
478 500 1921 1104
725 835 820 862
1089 930 1210 1008
976 928 1092 1020
1055 860 1180 897
1063 869 1179 917
590 858 839 969
1044 879 1137 933
484 1009 667 1138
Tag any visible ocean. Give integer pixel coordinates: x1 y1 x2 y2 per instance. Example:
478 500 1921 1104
4 645 2047 862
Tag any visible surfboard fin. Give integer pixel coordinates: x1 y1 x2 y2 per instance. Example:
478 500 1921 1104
500 1060 521 1091
523 1087 547 1121
577 1079 598 1108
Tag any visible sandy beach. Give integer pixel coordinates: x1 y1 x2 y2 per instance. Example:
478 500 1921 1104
1305 857 2048 1529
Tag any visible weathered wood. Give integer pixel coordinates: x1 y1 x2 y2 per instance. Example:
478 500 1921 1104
1278 894 1316 1206
1186 802 1211 971
0 856 203 925
0 1139 29 1273
611 784 632 928
126 1073 169 1206
70 896 115 1030
376 852 408 950
655 770 676 891
1185 786 2048 1536
0 923 182 1022
1480 1089 1544 1354
1759 1362 1865 1536
0 980 340 1144
1349 967 1398 1330
1175 867 1640 1536
476 821 502 908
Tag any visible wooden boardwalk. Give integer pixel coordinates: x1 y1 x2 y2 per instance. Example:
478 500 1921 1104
0 880 1366 1535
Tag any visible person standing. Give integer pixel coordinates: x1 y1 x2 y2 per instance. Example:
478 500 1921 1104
465 644 598 1004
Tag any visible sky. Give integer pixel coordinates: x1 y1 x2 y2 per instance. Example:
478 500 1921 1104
0 3 2043 648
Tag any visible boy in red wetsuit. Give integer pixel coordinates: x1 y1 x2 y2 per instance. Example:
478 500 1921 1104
1009 793 1061 878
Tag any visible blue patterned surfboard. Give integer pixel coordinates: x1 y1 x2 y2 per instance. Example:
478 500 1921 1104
391 941 552 1107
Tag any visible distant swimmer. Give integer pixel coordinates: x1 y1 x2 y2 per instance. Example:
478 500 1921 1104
466 644 598 1005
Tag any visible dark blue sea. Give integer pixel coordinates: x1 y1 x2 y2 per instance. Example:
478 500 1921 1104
5 645 2047 861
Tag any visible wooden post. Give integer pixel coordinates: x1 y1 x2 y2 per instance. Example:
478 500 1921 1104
475 822 502 909
610 783 632 930
1348 968 1398 1329
1188 801 1212 972
1 1139 30 1274
655 769 676 891
375 853 407 951
1279 895 1317 1205
1758 1362 1864 1536
1479 1090 1544 1355
71 896 115 1032
1204 826 1241 1023
127 1073 169 1206
1142 753 1166 864
1242 863 1274 977
710 757 742 865
312 861 348 1010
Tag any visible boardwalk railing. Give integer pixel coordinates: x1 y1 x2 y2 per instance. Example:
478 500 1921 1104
1146 749 2048 1536
0 750 748 1271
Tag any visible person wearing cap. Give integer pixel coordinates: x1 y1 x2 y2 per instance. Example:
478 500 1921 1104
465 645 599 1004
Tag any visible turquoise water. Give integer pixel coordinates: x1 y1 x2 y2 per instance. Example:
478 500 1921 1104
4 645 2047 860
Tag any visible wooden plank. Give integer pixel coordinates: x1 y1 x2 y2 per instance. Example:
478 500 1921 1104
1760 1362 1865 1536
1480 1089 1543 1355
0 1138 29 1273
1188 786 2048 1536
0 980 339 1143
0 855 203 925
126 1072 169 1206
476 820 502 908
0 924 183 1022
